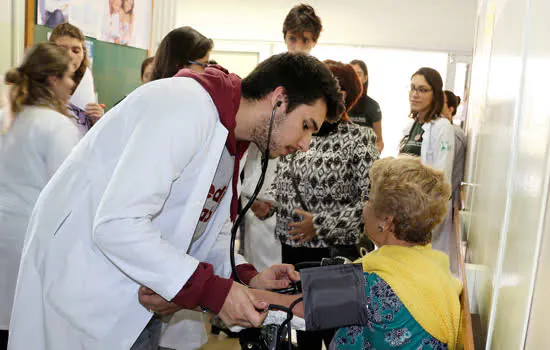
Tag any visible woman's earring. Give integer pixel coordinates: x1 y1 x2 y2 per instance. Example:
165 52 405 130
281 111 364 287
378 226 383 232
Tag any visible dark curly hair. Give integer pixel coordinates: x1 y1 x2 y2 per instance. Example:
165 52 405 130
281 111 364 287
241 53 345 122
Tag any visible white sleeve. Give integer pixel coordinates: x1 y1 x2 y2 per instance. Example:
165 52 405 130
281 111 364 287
44 115 80 178
430 121 455 183
92 82 216 301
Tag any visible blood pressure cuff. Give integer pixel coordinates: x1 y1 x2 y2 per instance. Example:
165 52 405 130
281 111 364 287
301 263 369 331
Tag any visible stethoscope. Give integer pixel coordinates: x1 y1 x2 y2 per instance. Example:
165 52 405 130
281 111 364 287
228 100 302 349
230 100 281 284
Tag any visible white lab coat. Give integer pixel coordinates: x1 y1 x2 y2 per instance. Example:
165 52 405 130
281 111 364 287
8 77 246 350
241 144 281 272
402 117 455 254
0 106 80 330
402 117 455 183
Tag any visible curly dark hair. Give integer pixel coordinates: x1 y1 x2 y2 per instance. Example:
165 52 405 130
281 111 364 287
241 53 345 122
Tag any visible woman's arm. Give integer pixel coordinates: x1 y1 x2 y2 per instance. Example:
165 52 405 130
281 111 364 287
250 289 305 318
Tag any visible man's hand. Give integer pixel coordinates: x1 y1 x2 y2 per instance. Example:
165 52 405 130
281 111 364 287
218 282 268 328
288 209 316 245
249 264 300 290
249 289 305 319
138 286 184 316
250 200 272 219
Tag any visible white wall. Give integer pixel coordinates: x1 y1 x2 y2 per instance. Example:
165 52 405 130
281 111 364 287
465 0 550 348
0 0 25 108
176 0 477 52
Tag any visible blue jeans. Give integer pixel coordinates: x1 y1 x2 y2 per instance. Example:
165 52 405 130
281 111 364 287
131 317 162 350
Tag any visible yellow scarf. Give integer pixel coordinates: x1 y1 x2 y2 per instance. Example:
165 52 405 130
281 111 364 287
356 244 462 349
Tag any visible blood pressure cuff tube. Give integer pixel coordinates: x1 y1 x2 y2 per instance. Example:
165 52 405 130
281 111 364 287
301 263 369 331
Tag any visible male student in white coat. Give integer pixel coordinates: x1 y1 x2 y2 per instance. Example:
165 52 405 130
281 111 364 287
8 51 345 350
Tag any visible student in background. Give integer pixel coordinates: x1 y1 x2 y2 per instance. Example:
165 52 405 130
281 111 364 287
140 57 154 84
283 3 323 54
442 90 466 211
0 43 80 350
244 3 324 274
349 59 384 153
150 26 213 81
50 23 104 136
399 67 454 255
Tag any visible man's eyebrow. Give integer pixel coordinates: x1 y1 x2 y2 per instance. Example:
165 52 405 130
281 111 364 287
310 118 320 133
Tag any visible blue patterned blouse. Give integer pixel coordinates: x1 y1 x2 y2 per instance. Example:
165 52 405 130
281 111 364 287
330 273 448 349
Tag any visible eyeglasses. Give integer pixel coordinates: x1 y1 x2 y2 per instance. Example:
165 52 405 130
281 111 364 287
188 60 208 68
409 86 433 95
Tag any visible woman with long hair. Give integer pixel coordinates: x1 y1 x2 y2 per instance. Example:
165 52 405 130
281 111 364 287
150 26 213 81
399 67 455 254
0 42 80 349
50 22 104 136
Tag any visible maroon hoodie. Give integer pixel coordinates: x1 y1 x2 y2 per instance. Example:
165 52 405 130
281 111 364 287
170 66 258 314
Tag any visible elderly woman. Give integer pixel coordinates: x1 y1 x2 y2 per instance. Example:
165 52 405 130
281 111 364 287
330 156 462 349
251 157 462 349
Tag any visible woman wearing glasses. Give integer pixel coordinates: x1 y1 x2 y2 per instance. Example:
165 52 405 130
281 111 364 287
399 67 455 254
150 26 213 81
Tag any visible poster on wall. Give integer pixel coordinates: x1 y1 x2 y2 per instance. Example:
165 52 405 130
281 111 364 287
101 0 152 50
37 0 152 50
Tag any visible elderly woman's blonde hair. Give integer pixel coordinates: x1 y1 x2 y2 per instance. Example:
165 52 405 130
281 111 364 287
369 156 451 244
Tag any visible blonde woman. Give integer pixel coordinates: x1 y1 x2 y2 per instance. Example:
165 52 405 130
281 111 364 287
252 157 462 349
330 156 461 349
0 42 80 347
50 22 104 135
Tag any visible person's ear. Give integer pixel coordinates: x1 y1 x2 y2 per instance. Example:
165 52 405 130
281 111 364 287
383 216 395 233
47 76 59 89
270 86 287 109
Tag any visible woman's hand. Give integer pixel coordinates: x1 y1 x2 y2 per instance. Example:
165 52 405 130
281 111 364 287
288 209 316 244
85 103 105 124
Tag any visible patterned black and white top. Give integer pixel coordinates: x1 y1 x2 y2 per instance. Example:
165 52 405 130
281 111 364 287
271 122 379 248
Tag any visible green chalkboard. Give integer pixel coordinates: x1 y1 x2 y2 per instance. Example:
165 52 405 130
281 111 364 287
33 25 147 111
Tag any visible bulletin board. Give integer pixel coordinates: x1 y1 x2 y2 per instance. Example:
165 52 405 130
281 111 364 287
25 0 153 110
